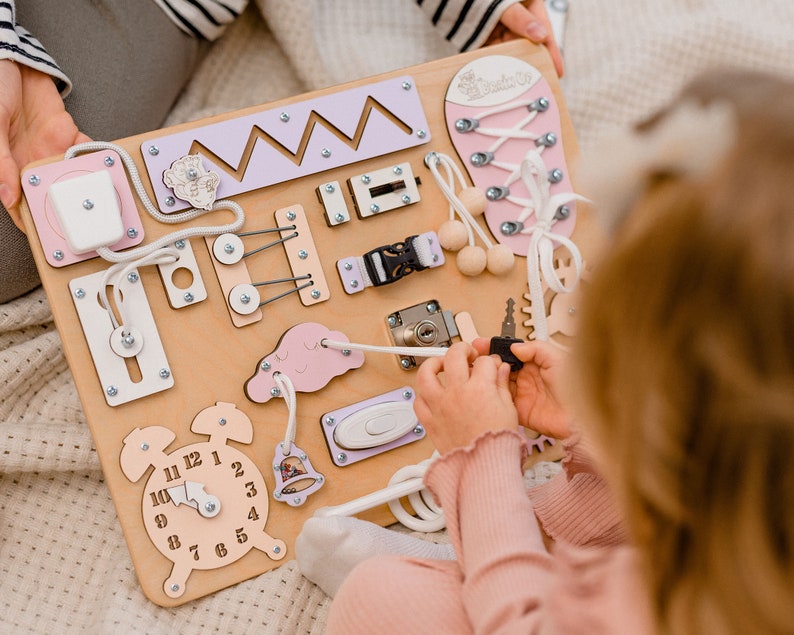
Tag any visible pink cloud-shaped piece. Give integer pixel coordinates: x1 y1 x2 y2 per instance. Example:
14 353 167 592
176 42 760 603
244 322 365 403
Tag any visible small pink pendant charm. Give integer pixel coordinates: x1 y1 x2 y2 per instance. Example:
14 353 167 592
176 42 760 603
272 441 325 507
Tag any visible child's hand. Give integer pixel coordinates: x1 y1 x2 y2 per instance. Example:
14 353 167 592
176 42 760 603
486 1 564 76
0 61 90 228
414 341 518 455
473 338 571 439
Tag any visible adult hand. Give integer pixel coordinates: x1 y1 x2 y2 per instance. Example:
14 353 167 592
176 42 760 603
473 338 571 439
487 1 564 77
0 60 90 230
414 341 518 455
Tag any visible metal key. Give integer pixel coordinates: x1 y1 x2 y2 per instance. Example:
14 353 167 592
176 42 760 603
488 298 524 371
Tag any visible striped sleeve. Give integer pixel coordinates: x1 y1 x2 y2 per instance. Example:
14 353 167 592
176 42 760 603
150 0 247 41
416 0 521 51
0 0 71 96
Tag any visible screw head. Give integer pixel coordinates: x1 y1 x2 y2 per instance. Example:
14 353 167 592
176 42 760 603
387 315 397 327
350 280 359 288
159 368 171 379
106 385 118 397
298 249 308 259
393 165 403 175
127 272 139 283
402 390 413 400
324 416 336 426
28 174 41 186
183 292 194 303
341 349 351 356
400 359 411 369
401 194 411 204
82 199 94 210
141 443 149 451
104 156 115 167
334 213 345 222
170 583 179 592
205 501 216 513
401 80 412 90
270 387 281 397
413 424 424 435
344 262 353 271
174 239 185 249
273 545 281 554
127 228 139 239
321 148 331 158
186 168 198 180
164 196 175 207
286 210 297 221
311 289 320 299
53 250 64 261
279 112 290 122
74 288 86 299
337 453 347 464
148 145 160 156
240 293 251 304
370 203 380 213
218 418 227 426
261 360 271 371
325 183 335 193
417 129 427 138
121 333 136 347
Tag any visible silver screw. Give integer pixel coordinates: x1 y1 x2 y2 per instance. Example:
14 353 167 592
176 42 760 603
413 424 424 435
400 359 411 369
321 148 331 158
286 210 296 221
393 166 403 175
344 262 353 271
104 156 115 167
370 203 380 213
271 387 281 397
311 289 320 299
148 146 160 156
403 390 413 400
401 80 412 90
280 112 290 122
165 196 175 207
240 293 251 304
224 243 235 254
261 360 271 371
293 497 302 505
28 174 41 186
141 443 149 451
127 272 139 283
298 249 308 259
325 183 335 193
82 199 94 210
183 292 194 303
334 213 345 222
417 129 427 138
53 250 64 261
170 583 179 592
205 501 216 513
387 316 397 327
159 368 171 379
127 228 139 239
341 349 351 356
122 333 135 348
106 385 118 397
401 195 411 204
273 545 281 554
186 168 198 180
218 418 227 426
337 453 348 464
426 302 437 313
325 416 336 426
361 174 371 184
350 280 359 288
174 239 185 249
74 288 86 299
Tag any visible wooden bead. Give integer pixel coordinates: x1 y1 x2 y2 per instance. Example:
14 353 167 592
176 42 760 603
456 245 487 276
438 219 469 251
457 187 487 217
486 244 515 275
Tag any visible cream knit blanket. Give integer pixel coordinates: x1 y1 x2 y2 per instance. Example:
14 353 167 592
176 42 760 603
2 1 792 632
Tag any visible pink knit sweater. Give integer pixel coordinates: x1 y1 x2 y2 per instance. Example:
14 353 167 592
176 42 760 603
328 430 655 633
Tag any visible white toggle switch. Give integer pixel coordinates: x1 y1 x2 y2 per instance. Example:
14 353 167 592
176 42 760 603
49 170 124 254
333 400 418 450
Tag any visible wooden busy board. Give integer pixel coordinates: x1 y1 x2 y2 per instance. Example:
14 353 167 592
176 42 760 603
18 40 601 606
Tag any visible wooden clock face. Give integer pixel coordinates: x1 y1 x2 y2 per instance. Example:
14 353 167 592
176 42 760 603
120 403 286 599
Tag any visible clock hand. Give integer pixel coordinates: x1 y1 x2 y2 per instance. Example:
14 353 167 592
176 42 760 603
166 481 222 518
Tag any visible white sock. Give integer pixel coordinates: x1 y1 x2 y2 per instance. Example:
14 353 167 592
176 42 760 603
295 515 455 597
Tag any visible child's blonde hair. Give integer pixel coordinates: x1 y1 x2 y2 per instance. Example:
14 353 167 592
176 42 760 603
573 70 794 634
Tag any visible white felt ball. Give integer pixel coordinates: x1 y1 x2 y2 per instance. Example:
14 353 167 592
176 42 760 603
438 220 468 251
486 244 515 275
458 187 487 217
456 245 487 276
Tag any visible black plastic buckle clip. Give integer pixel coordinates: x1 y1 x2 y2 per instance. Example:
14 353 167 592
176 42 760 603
363 235 427 287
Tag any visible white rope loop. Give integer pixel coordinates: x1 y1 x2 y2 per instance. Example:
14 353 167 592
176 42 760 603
321 337 449 359
273 372 298 450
